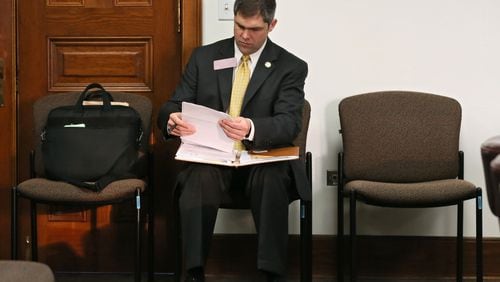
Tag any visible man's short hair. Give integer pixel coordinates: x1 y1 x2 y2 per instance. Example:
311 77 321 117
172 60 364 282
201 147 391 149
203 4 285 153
233 0 276 24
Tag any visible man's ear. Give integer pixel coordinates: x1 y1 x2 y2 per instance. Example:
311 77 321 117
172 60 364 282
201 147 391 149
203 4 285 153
268 19 277 32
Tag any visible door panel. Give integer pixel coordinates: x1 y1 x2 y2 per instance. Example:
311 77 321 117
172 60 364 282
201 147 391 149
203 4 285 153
48 37 153 91
17 0 200 272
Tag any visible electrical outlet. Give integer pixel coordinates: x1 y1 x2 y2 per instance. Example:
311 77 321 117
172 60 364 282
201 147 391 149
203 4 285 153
218 0 235 21
327 170 338 186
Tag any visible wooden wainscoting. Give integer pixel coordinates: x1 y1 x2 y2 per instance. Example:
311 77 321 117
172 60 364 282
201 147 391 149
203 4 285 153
204 235 500 281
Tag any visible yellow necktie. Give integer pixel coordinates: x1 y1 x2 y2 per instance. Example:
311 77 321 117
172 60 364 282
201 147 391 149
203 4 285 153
229 55 250 151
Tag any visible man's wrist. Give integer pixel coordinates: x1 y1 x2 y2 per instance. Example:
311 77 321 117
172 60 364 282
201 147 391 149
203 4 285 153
244 118 255 141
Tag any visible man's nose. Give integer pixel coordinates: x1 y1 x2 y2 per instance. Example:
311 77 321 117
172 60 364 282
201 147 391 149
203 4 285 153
240 29 250 39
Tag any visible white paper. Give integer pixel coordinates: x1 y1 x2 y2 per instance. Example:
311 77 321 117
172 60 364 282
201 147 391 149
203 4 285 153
176 143 236 165
180 102 235 153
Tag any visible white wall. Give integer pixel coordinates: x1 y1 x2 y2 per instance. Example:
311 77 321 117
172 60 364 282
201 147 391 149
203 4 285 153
203 0 500 237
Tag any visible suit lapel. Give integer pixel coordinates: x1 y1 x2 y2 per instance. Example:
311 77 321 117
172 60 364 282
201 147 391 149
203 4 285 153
216 38 280 112
215 39 235 112
242 40 279 110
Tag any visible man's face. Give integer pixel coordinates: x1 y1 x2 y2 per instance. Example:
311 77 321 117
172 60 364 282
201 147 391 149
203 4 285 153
233 12 277 55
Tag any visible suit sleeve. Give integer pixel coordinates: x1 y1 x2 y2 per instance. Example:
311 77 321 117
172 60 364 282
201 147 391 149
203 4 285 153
157 48 201 138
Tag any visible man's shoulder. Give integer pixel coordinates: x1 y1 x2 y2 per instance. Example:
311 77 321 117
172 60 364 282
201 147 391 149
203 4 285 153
185 38 234 69
267 40 307 67
195 38 233 54
281 49 307 67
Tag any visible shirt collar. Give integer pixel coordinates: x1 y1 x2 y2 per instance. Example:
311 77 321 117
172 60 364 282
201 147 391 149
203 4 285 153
234 38 267 68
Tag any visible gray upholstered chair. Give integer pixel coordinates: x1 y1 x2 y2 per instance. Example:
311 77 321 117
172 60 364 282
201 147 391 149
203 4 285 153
481 135 500 224
337 91 482 282
11 91 153 282
0 260 55 282
173 99 312 282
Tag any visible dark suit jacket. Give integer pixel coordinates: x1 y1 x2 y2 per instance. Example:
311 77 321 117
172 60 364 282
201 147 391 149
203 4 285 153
158 37 310 201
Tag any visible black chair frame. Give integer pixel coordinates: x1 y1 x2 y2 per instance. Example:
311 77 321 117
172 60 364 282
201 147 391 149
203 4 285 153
336 151 483 282
11 150 155 282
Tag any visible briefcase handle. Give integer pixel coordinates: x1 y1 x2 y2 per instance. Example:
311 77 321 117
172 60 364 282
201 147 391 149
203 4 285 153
75 83 114 112
82 82 105 93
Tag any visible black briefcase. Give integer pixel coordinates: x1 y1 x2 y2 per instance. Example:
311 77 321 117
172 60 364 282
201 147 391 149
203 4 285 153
41 83 144 191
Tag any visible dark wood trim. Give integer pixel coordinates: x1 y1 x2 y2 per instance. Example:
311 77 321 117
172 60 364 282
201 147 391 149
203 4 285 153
10 0 17 187
181 0 201 69
205 234 500 280
0 0 17 259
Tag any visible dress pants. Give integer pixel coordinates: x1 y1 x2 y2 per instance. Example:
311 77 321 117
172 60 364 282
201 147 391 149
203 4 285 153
177 161 293 276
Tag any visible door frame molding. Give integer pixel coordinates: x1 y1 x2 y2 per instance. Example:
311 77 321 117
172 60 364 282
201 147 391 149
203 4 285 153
10 0 17 185
181 0 202 68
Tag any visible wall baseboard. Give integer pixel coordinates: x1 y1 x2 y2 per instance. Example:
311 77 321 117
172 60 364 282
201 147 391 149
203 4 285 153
203 234 500 280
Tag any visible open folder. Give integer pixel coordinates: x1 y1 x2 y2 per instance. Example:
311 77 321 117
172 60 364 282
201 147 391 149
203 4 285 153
175 102 299 167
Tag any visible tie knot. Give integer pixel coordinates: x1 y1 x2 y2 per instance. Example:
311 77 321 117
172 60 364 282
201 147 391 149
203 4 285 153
241 55 250 64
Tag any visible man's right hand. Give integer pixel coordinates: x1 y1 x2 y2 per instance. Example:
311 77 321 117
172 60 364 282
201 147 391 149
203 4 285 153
167 112 196 136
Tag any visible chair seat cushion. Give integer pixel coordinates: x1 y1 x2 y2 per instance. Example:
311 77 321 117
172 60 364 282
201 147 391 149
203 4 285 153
344 179 477 207
17 178 146 204
0 260 54 282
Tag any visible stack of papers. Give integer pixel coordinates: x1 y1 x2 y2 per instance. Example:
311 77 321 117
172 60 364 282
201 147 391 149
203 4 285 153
175 102 299 167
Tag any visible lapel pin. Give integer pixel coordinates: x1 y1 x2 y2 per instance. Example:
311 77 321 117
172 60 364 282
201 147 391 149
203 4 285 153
265 61 272 68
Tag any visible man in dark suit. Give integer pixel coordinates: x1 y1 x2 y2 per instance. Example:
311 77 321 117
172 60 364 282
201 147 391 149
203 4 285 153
158 0 309 281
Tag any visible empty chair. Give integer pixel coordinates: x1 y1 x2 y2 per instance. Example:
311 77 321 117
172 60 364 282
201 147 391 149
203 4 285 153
337 91 482 281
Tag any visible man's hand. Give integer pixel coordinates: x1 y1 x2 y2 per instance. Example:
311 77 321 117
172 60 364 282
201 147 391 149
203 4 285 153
167 112 196 136
219 117 251 141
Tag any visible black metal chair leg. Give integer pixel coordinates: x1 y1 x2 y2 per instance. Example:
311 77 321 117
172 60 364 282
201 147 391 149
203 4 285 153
136 189 142 282
11 186 18 259
148 213 154 282
300 152 313 282
337 153 344 282
148 200 154 282
477 188 483 282
338 195 344 282
174 188 182 282
349 191 356 282
300 201 306 282
457 202 463 282
307 200 312 282
31 201 38 261
300 199 312 282
147 152 155 282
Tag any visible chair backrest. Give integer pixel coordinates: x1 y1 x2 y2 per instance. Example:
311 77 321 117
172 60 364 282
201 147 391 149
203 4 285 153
481 135 500 217
339 91 461 182
33 91 152 177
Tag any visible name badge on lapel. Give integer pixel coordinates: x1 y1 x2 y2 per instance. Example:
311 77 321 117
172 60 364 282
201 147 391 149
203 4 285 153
214 57 237 70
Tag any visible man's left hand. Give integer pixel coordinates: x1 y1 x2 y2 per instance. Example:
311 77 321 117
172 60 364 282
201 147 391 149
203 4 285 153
219 117 251 141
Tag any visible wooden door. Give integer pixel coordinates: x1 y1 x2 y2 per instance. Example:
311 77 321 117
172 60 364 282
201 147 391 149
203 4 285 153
16 0 200 273
0 0 16 260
